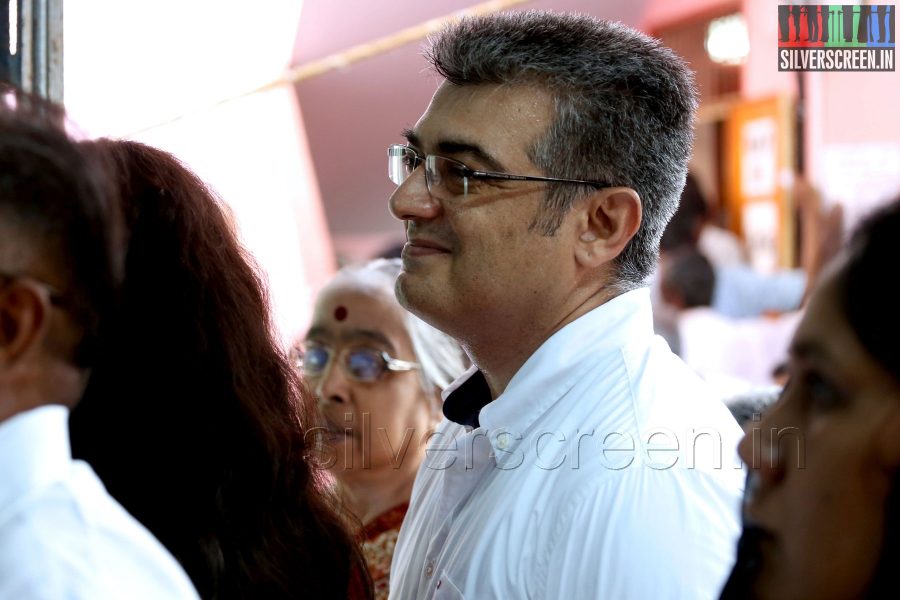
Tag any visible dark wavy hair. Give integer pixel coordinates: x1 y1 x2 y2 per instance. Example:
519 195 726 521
69 140 370 599
841 197 900 599
0 89 123 367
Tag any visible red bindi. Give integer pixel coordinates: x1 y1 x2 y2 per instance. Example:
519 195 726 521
333 305 348 321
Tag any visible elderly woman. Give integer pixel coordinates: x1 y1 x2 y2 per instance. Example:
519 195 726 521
721 197 900 599
299 258 468 599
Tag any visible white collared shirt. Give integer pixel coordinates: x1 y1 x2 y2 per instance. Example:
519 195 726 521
0 405 199 599
390 289 745 600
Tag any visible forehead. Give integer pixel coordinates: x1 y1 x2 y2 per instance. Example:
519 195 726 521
793 263 845 343
792 269 845 349
789 265 877 386
410 83 554 168
309 276 409 342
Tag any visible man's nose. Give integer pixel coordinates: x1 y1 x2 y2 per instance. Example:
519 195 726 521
389 167 442 222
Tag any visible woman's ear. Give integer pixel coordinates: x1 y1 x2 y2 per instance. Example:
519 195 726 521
0 282 49 366
574 187 642 269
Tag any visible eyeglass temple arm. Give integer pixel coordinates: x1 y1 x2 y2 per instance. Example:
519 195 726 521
468 169 607 188
392 144 609 189
384 354 420 371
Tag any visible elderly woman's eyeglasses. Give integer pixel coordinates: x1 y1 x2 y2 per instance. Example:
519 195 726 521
296 345 420 383
387 143 612 198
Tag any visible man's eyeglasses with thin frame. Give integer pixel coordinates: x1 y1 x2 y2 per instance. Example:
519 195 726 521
387 144 613 198
296 344 420 383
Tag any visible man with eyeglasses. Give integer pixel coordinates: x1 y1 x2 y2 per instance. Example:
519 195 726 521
0 92 198 598
385 12 744 600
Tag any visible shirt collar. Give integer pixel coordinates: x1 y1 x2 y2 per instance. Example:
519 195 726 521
441 366 490 428
0 405 72 516
442 288 654 432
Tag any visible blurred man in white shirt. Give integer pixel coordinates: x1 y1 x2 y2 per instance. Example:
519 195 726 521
0 92 198 599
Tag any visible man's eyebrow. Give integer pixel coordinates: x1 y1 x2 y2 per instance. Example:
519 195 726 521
400 128 506 173
436 139 506 172
401 128 420 148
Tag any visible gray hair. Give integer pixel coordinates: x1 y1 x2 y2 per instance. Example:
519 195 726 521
426 11 698 290
339 258 469 393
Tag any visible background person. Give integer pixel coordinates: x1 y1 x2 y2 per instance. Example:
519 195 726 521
299 258 468 600
659 247 802 394
69 139 370 600
0 92 197 599
721 196 900 600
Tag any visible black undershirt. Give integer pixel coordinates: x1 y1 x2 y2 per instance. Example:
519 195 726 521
442 370 492 428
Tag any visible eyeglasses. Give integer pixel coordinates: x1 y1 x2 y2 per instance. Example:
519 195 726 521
387 144 612 198
296 344 420 383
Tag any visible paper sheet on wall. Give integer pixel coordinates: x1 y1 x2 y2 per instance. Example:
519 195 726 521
741 117 777 199
742 200 779 274
821 143 900 231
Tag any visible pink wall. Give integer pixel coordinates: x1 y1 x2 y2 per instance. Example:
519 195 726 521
819 71 900 144
641 0 734 31
740 0 798 100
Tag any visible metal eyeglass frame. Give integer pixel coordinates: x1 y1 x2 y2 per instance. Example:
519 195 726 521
296 345 420 382
387 143 614 195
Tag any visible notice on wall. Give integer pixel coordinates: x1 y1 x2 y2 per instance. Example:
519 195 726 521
743 199 780 274
821 143 900 229
740 117 778 198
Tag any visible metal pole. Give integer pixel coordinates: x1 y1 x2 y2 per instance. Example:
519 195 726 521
3 0 62 101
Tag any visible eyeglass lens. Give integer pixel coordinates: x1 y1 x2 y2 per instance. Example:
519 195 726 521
387 145 417 186
300 346 386 382
387 145 471 197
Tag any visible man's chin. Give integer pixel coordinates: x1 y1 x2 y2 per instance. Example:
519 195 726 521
394 269 415 307
395 271 447 325
395 270 431 313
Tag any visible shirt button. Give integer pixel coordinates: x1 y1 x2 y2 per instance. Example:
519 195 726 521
497 432 510 450
425 561 435 578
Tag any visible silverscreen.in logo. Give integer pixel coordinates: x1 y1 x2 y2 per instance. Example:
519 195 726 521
778 4 895 71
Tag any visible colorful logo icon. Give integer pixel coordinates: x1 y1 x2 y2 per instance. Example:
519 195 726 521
778 5 895 71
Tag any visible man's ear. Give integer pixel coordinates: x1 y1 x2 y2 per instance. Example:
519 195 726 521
0 282 49 365
574 187 642 269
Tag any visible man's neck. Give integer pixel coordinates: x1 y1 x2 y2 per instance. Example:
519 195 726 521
0 343 86 425
0 384 46 424
465 285 623 399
